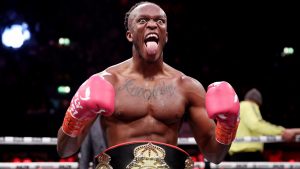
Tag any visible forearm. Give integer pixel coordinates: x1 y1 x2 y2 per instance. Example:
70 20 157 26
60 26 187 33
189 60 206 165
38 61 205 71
57 127 82 158
288 128 300 135
249 120 284 135
200 134 230 164
57 115 96 157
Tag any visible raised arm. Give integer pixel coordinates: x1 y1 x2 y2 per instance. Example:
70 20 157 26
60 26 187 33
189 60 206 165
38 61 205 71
57 74 115 158
186 79 239 164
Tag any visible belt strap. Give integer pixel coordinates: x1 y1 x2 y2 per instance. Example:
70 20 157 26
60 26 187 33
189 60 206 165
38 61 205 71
94 141 194 169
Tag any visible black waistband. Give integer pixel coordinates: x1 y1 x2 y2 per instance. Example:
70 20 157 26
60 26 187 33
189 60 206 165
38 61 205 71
94 141 194 169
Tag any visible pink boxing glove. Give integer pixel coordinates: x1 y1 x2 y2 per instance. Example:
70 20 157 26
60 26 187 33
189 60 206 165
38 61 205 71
62 74 115 137
205 81 240 145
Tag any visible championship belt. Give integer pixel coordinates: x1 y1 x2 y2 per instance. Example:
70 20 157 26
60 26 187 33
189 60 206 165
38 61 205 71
94 141 194 169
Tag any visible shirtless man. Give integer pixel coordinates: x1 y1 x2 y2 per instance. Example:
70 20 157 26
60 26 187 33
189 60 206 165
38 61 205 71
57 1 240 168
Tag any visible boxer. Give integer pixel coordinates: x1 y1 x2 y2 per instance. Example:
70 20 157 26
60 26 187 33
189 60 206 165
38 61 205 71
57 2 240 168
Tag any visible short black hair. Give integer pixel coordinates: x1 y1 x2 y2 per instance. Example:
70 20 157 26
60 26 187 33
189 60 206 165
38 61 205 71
124 1 157 31
244 88 263 105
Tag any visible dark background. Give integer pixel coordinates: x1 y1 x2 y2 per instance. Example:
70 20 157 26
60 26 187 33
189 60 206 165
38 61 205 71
0 0 299 138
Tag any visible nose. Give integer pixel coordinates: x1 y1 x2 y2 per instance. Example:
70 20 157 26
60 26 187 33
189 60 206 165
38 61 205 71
147 19 158 29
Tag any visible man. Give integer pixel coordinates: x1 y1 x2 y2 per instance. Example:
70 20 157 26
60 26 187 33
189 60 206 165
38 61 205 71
229 88 299 161
57 2 240 168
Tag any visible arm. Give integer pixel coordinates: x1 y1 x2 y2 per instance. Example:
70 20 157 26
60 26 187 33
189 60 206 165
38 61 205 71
242 102 284 135
289 128 300 135
186 80 239 164
57 74 115 158
241 102 300 142
57 122 93 158
282 128 300 142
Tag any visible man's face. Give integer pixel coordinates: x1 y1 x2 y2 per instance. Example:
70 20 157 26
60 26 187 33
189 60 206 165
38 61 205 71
126 3 168 61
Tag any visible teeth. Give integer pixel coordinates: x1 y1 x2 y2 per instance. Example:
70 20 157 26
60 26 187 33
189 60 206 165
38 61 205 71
146 34 158 39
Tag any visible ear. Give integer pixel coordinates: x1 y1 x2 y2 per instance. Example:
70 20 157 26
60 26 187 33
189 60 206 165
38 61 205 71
126 31 133 42
165 32 168 43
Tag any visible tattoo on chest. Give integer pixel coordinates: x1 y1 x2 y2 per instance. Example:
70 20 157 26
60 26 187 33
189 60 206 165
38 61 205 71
117 79 175 100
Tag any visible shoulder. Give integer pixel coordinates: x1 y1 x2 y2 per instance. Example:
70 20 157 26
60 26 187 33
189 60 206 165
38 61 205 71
166 66 206 102
240 100 258 112
178 74 206 97
163 63 206 95
86 69 116 87
174 74 206 108
240 100 256 107
91 60 130 86
164 63 205 90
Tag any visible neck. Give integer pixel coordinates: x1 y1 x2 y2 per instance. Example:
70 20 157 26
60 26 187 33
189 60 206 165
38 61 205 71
130 54 164 78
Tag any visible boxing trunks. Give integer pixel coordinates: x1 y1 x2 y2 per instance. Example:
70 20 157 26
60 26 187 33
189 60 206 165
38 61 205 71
94 141 194 169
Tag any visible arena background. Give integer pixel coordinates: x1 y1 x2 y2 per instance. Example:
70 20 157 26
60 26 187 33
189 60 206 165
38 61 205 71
1 0 299 163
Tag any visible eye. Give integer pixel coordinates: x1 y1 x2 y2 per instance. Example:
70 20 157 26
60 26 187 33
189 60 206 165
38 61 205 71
156 19 165 25
138 18 147 24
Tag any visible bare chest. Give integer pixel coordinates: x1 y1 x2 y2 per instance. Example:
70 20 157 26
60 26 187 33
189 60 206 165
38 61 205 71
113 79 186 122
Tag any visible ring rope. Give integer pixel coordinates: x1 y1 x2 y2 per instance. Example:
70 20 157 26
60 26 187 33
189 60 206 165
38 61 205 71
0 137 57 145
1 162 300 169
195 162 300 169
0 162 78 169
179 135 300 145
178 135 300 145
1 135 300 145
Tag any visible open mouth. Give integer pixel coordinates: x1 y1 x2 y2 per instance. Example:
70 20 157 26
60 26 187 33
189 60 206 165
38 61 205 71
144 33 159 46
144 33 159 55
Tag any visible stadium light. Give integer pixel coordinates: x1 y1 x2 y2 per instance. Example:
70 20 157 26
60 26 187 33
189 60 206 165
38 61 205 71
1 22 31 49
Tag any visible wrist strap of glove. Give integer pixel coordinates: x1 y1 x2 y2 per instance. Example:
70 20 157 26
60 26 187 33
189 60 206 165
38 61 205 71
215 120 239 145
61 110 90 137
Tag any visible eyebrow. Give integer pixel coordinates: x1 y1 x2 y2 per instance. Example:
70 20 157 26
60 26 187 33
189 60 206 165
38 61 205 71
136 14 166 19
